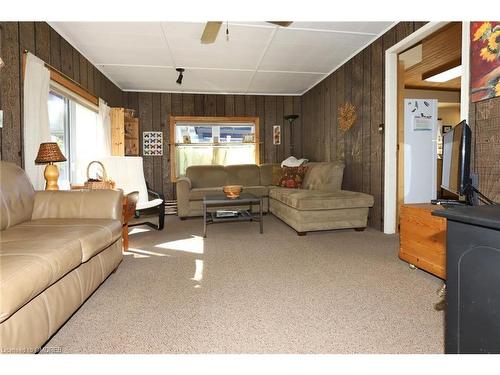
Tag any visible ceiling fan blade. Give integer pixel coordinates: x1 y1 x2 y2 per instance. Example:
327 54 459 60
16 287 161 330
267 21 293 27
201 22 223 44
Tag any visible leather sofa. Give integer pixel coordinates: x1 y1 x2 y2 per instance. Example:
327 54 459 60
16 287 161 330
0 162 123 353
175 161 374 235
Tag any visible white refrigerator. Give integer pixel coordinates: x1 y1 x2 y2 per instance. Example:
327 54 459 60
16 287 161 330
403 99 438 204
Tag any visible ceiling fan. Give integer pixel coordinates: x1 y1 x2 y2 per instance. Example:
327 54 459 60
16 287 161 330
200 21 293 44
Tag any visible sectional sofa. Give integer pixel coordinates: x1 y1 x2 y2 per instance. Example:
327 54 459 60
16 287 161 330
0 162 123 353
176 161 374 235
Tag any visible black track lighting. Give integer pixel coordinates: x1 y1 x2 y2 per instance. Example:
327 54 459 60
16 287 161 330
176 68 185 85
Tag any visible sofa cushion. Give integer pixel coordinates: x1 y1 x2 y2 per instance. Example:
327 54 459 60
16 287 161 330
269 188 374 211
302 162 345 192
225 164 261 186
189 186 269 201
1 219 122 262
0 162 35 231
186 165 227 188
189 187 223 201
0 238 82 323
259 163 281 186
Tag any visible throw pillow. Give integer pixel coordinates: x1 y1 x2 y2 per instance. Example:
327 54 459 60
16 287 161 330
277 165 308 189
271 165 284 186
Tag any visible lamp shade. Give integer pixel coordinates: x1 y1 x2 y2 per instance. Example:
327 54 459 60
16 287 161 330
35 142 67 164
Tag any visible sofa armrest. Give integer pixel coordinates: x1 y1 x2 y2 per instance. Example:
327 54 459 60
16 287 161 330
32 190 123 221
175 177 192 217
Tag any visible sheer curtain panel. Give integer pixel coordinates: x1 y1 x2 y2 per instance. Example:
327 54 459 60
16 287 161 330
23 52 51 190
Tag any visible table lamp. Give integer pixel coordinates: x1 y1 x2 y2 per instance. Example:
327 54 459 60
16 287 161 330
35 142 67 190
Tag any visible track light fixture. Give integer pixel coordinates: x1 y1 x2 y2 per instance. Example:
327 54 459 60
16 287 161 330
176 68 185 85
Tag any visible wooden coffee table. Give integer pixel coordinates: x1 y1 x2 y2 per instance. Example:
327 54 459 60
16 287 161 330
203 193 263 237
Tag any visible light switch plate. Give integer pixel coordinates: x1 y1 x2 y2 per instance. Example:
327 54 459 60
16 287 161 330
0 110 3 128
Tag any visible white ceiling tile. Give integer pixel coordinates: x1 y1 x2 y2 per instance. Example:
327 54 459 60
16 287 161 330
249 71 324 95
180 69 254 93
53 22 174 66
100 65 254 94
162 22 275 69
259 28 374 73
99 65 176 91
290 22 394 34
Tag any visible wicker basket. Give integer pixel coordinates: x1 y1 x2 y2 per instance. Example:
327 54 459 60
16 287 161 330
84 161 115 190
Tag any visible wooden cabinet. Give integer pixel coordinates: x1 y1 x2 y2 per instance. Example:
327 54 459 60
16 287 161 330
399 203 447 279
110 107 139 156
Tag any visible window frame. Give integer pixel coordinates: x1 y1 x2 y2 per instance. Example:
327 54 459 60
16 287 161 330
48 83 99 185
169 116 260 181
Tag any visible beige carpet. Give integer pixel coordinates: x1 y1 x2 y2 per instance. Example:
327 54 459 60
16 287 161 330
45 215 444 353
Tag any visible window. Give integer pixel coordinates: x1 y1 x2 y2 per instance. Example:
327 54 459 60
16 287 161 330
47 86 100 188
170 117 260 180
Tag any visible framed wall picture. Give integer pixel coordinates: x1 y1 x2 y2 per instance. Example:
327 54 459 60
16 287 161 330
143 131 163 156
273 125 281 145
470 22 500 102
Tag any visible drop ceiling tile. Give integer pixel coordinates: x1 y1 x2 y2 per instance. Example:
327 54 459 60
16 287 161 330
52 22 174 66
162 22 274 69
179 69 255 93
99 65 177 91
290 21 394 34
259 28 374 73
249 71 323 95
100 65 254 93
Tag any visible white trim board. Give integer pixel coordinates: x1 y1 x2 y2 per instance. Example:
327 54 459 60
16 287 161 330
383 21 470 234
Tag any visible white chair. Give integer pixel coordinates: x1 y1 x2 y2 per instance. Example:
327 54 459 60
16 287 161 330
100 156 165 230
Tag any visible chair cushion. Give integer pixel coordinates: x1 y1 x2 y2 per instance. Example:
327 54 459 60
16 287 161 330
225 164 261 186
136 198 164 210
0 238 82 323
0 162 35 230
186 165 227 188
301 162 345 192
270 188 374 211
1 219 122 262
100 156 149 204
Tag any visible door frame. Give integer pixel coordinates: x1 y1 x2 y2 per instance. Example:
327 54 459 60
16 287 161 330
383 21 470 234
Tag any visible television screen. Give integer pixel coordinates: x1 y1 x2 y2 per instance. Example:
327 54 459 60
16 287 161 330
441 120 471 196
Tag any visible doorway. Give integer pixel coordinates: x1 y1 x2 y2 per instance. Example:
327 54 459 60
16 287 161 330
384 22 470 234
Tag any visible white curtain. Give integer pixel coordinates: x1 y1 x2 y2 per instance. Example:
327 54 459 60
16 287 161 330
71 99 111 184
98 98 112 157
23 52 50 190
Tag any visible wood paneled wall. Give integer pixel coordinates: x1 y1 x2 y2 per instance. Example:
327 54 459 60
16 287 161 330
300 22 428 230
469 96 500 203
122 92 301 200
0 22 123 165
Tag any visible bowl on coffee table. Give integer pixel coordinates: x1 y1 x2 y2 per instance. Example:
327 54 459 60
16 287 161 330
223 185 243 199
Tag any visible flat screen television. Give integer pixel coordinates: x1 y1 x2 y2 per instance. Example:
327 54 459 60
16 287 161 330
441 120 472 198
